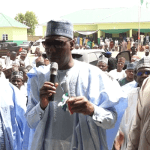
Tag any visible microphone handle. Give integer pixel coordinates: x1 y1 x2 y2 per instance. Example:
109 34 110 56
48 74 56 101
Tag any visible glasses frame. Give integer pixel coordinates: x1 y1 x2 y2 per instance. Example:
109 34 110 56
136 70 150 76
42 39 71 50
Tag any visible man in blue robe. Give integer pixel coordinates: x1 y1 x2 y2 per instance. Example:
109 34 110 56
25 20 127 150
0 72 26 149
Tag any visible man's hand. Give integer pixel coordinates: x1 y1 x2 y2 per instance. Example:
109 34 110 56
114 131 124 150
40 82 58 110
67 96 94 116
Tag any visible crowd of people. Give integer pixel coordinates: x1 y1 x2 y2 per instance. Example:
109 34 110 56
74 34 150 58
0 19 150 150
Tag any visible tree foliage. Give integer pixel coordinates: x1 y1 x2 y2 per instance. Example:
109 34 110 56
14 13 25 24
14 11 38 35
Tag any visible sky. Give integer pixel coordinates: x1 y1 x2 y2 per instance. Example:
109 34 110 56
1 0 150 35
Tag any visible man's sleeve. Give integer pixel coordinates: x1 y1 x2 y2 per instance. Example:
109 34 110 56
92 105 117 129
86 68 126 130
127 98 141 150
25 74 45 129
25 93 45 129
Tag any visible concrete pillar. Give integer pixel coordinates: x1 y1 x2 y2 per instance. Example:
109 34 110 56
129 29 132 37
98 30 102 45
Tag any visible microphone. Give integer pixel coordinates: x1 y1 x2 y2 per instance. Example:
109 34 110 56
49 62 58 101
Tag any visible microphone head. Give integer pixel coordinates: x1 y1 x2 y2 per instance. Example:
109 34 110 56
51 62 58 70
50 62 58 75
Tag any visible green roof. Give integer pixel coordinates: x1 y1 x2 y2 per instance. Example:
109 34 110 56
0 13 29 28
60 6 150 24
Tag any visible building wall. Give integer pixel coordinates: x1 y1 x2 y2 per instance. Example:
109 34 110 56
0 27 13 40
73 24 98 31
97 22 150 29
42 22 150 43
0 27 27 45
28 36 43 42
43 26 47 37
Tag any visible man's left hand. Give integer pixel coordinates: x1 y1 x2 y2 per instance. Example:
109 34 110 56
67 96 94 116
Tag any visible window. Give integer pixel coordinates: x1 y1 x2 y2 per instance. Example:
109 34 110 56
2 34 8 41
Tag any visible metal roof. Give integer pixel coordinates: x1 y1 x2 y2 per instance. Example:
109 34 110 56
0 13 29 28
60 5 150 24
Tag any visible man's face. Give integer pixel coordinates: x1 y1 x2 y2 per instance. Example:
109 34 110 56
145 52 149 56
75 45 79 49
20 62 25 67
117 60 125 70
104 45 108 49
10 55 16 61
23 69 28 82
99 46 103 49
44 59 50 66
44 36 74 70
12 65 19 72
20 54 26 61
97 61 108 71
7 52 10 57
136 67 150 87
125 69 134 79
11 78 23 89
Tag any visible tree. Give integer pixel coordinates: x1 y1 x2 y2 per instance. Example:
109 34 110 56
14 11 38 36
14 13 25 24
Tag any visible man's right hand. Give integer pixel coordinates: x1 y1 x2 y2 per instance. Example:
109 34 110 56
40 82 59 110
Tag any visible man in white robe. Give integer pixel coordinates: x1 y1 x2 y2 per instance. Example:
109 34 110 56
109 57 126 81
19 50 30 67
24 20 127 150
115 57 150 150
5 51 11 69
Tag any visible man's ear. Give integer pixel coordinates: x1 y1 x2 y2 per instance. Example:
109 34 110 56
70 39 75 51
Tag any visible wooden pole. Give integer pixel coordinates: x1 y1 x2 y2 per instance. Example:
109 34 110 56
138 2 141 54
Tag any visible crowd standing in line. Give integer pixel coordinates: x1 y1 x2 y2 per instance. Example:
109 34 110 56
0 19 150 150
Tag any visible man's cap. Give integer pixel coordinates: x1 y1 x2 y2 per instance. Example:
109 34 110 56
93 45 98 48
136 57 150 70
98 55 108 64
145 49 149 52
105 51 112 55
86 45 90 49
126 63 135 70
99 44 103 47
45 20 73 39
21 49 27 55
11 71 23 80
10 51 17 56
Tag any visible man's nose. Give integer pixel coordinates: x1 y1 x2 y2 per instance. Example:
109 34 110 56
142 73 148 77
130 72 134 75
47 45 56 53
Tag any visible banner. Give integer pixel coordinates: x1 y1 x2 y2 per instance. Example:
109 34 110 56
74 30 99 35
